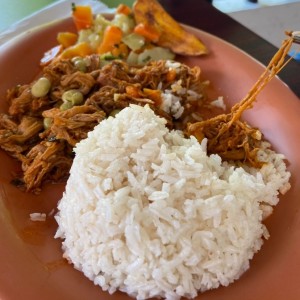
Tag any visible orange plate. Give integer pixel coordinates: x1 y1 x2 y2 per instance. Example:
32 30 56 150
0 17 300 300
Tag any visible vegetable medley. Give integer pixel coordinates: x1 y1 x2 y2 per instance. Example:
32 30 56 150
44 3 176 66
42 0 207 67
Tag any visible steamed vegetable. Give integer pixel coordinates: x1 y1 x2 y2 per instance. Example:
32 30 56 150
60 42 93 59
57 32 78 48
31 77 51 98
97 25 123 54
133 23 160 42
72 4 93 31
41 1 207 65
116 3 132 15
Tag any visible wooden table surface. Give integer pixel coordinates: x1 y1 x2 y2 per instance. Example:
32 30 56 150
160 0 300 98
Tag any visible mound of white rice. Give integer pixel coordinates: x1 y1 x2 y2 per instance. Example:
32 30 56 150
55 104 290 300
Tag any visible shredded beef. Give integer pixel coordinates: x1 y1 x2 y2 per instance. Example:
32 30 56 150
0 57 206 192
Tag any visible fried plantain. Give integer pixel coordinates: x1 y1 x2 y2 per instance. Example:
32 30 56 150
133 0 208 56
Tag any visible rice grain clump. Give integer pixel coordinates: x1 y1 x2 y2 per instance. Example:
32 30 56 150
55 105 290 300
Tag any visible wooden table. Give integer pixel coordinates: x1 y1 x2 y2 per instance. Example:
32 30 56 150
160 0 300 98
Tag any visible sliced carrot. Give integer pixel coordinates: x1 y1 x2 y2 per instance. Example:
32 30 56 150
126 85 142 98
60 42 93 59
143 88 162 105
166 69 177 82
97 26 123 54
40 45 63 66
72 4 93 31
125 86 162 105
116 4 132 15
133 23 160 42
57 32 78 48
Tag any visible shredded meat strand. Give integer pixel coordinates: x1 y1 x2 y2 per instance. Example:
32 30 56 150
43 106 106 146
22 140 72 192
186 34 295 167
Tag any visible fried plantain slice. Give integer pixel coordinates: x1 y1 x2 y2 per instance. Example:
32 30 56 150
133 0 208 56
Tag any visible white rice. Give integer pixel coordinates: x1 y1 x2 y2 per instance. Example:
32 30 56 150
159 78 203 120
55 104 290 299
30 212 46 222
210 96 226 111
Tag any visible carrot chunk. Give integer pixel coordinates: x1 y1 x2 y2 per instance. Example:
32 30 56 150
60 42 93 59
143 88 162 105
133 23 160 42
116 4 132 15
166 69 177 82
57 32 78 48
97 26 123 54
125 85 142 98
72 4 93 31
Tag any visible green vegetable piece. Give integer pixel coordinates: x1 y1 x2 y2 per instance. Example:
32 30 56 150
74 59 87 72
43 117 53 129
31 77 51 98
122 33 145 51
109 109 121 117
62 89 84 106
60 101 73 111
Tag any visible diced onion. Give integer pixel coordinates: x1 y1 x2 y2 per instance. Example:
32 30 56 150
122 33 145 51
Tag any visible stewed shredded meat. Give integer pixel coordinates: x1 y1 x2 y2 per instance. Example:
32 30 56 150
0 32 295 192
186 33 295 167
41 106 106 146
0 56 207 192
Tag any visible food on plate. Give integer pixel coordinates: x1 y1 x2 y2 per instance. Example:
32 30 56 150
0 0 295 297
187 34 296 168
54 32 294 299
55 104 290 299
29 212 47 222
42 0 207 66
0 0 209 192
0 58 211 192
0 30 295 192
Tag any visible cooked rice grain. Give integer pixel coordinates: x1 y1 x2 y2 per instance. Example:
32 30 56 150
55 104 290 300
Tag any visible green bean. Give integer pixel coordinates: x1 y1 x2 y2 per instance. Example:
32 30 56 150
62 89 84 106
72 56 87 72
109 109 121 117
74 60 87 72
83 57 91 67
71 56 81 63
60 101 73 111
31 77 51 98
43 117 53 129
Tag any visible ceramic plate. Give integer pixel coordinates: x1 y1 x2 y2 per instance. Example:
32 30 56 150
0 17 300 300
